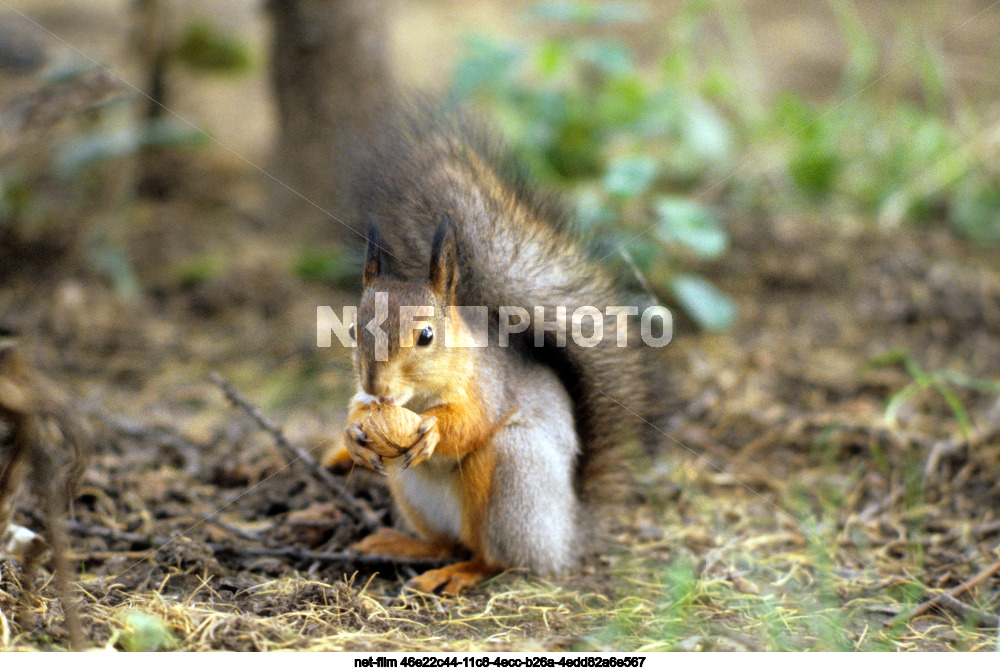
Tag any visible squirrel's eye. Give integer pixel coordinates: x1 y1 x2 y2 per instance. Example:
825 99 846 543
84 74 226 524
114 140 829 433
348 323 356 341
417 325 433 347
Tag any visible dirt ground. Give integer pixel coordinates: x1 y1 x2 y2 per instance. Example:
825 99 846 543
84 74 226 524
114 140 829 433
1 0 999 652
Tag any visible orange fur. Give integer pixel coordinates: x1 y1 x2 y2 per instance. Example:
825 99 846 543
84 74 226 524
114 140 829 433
347 398 372 425
322 441 351 468
418 308 504 459
417 350 519 558
351 527 455 559
406 557 501 596
354 349 514 590
457 442 495 557
420 399 489 460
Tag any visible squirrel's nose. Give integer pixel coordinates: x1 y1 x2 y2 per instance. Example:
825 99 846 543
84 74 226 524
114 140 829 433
361 367 395 403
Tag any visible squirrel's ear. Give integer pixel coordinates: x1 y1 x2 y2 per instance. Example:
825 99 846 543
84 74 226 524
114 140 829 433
363 222 382 286
429 216 458 303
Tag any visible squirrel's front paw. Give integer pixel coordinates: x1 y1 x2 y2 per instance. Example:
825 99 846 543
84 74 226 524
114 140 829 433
402 416 439 470
345 423 403 474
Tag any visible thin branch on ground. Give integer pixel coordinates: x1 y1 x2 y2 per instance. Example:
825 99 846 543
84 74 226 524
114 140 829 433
209 372 380 531
890 555 1000 627
931 593 1000 628
66 520 448 570
202 512 266 542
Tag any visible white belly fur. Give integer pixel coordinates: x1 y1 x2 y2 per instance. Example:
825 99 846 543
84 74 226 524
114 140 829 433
389 459 463 541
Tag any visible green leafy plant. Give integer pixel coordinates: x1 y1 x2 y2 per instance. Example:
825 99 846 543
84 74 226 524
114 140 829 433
173 19 253 75
449 0 1000 335
448 1 737 331
119 611 177 652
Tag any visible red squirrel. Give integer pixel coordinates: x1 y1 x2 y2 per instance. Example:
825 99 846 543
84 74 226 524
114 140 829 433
334 107 655 594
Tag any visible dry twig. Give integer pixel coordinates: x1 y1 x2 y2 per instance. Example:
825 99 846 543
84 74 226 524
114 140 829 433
209 373 380 531
931 593 1000 628
890 554 1000 627
66 520 448 570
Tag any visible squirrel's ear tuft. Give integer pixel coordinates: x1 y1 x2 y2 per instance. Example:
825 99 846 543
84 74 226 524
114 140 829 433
429 216 458 303
363 222 382 286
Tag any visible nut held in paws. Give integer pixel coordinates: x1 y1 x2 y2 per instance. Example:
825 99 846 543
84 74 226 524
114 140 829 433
360 402 423 451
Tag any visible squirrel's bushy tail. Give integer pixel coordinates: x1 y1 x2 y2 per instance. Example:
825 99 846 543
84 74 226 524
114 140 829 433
352 103 657 509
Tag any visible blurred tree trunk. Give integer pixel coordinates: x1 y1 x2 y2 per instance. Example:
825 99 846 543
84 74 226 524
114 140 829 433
266 0 394 242
132 0 172 200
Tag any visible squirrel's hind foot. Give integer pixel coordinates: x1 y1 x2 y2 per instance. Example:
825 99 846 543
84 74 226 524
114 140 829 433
351 527 454 560
405 557 501 596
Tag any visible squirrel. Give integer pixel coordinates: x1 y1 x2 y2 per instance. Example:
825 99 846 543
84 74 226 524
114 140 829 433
336 106 657 595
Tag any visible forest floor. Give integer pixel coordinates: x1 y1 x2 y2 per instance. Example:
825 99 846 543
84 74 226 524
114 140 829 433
1 0 999 653
2 148 999 651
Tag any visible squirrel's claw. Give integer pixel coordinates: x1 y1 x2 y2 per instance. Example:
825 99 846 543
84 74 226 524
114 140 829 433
347 425 369 444
416 416 437 435
403 417 439 470
348 420 406 460
368 454 387 475
345 424 389 473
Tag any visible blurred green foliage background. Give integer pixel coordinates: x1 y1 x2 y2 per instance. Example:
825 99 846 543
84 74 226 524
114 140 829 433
447 0 1000 330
